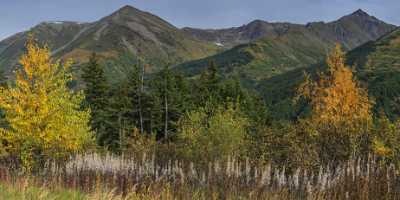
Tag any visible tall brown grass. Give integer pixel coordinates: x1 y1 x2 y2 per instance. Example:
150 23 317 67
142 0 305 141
1 153 399 199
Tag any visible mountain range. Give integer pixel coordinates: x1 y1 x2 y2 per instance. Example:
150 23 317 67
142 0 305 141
0 5 220 74
183 9 394 49
0 6 395 74
177 9 396 82
0 5 399 118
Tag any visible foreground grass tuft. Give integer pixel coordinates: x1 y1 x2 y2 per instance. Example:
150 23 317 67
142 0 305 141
0 181 86 200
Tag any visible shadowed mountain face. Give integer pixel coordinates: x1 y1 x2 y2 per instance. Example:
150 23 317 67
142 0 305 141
0 5 219 74
177 9 396 82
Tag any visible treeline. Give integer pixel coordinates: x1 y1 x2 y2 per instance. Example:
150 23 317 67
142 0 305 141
82 53 268 151
0 38 399 173
81 43 400 169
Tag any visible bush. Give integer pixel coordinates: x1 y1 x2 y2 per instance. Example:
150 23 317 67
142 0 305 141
177 104 249 164
372 116 400 166
122 128 157 158
248 120 319 169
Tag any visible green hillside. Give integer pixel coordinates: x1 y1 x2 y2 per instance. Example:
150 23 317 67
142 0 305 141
0 22 87 71
347 29 400 71
177 26 331 82
259 28 400 120
176 9 396 84
0 5 220 75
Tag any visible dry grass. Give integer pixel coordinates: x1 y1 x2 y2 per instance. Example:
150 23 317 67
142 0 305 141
1 153 399 199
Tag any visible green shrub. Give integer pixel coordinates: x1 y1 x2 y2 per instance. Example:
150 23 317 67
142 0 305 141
177 104 249 164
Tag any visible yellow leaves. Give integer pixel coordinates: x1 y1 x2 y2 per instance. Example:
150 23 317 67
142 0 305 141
326 44 345 72
373 139 392 157
298 44 373 132
19 36 52 81
0 36 93 170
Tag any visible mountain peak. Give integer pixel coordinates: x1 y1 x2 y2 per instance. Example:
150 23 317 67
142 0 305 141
351 9 370 17
102 5 177 30
337 8 381 23
108 5 146 18
248 19 268 25
118 5 139 12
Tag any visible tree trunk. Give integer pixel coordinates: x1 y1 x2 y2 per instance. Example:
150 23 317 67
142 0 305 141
164 94 168 140
138 62 145 134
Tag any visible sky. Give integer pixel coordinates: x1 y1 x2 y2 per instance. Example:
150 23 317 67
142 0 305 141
0 0 399 40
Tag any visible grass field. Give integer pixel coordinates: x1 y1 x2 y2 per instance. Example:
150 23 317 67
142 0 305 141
0 181 86 200
1 153 399 200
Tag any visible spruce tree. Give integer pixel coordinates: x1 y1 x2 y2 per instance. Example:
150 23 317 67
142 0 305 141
195 60 221 107
151 66 191 140
81 53 110 146
106 80 134 150
105 62 148 150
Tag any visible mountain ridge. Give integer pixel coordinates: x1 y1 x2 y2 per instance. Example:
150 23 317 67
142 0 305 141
176 9 396 82
182 9 395 49
0 6 396 84
0 5 220 74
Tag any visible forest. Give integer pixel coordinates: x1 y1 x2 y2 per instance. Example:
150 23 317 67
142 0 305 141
0 34 399 200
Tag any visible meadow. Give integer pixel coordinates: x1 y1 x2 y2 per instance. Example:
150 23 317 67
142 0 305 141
1 153 399 200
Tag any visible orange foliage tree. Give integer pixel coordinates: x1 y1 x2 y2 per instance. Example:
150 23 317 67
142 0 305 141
297 44 373 162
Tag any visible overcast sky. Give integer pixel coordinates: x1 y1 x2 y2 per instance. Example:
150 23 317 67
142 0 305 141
1 0 399 40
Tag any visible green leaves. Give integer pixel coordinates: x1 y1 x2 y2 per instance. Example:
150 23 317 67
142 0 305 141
177 104 249 164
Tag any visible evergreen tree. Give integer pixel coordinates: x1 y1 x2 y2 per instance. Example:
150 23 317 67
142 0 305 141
105 61 151 150
195 60 221 106
105 79 134 150
194 61 268 125
151 66 191 140
81 53 110 146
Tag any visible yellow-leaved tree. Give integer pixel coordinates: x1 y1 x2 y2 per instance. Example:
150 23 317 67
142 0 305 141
0 37 93 171
297 44 373 163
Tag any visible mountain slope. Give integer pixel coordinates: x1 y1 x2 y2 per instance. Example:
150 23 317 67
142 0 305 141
184 9 394 49
0 5 220 74
177 9 396 82
183 20 297 49
347 28 400 71
0 21 88 71
259 28 400 120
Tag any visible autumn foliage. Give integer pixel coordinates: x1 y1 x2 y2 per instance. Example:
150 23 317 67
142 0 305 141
296 44 374 163
0 37 93 170
298 44 373 131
